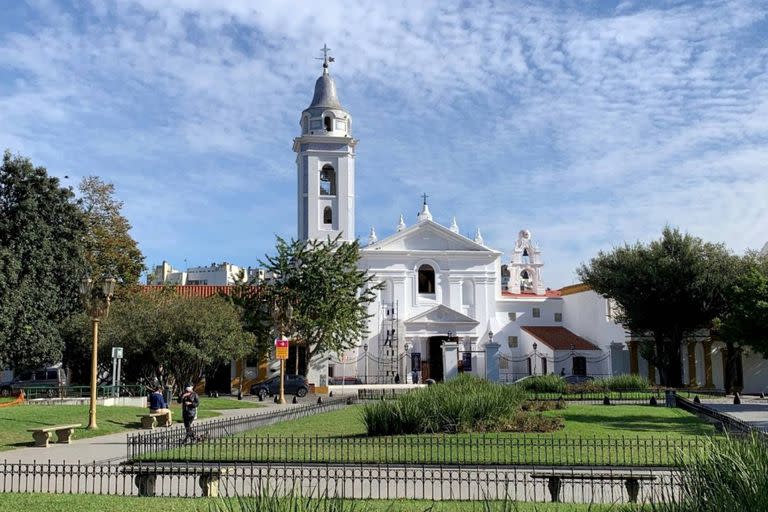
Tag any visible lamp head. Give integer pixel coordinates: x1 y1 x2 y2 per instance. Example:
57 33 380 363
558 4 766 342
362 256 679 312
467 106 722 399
533 342 538 351
80 276 93 297
363 342 368 352
102 277 117 298
488 330 494 341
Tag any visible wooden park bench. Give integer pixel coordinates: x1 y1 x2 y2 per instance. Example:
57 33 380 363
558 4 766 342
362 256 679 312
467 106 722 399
531 471 657 503
27 423 82 447
122 464 233 497
137 411 172 429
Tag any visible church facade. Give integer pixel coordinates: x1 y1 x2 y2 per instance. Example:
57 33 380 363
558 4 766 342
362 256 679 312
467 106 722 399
290 53 768 394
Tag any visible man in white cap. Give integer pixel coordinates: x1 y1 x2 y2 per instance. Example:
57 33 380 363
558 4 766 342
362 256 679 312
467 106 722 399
179 384 200 441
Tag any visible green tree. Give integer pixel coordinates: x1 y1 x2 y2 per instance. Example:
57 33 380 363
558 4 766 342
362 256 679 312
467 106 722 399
98 288 255 392
78 176 145 285
241 236 379 375
716 252 768 391
0 151 87 371
577 227 734 387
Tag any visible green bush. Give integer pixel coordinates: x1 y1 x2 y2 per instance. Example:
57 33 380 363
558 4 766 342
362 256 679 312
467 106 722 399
653 434 768 512
361 375 528 435
515 375 566 393
598 375 650 391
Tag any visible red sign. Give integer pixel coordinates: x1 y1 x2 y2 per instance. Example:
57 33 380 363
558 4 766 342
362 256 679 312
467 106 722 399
275 339 289 360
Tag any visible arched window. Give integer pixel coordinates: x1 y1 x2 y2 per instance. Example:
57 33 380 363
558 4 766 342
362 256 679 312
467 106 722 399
418 264 435 294
320 165 336 195
522 248 530 264
520 269 533 293
324 116 333 131
323 206 333 225
462 279 474 306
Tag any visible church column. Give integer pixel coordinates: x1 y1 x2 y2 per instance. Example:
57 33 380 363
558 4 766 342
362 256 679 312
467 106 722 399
687 341 697 387
448 275 463 311
647 362 656 384
703 340 714 388
628 340 639 375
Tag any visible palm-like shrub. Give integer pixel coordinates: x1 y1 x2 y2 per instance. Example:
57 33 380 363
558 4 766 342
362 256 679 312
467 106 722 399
599 374 650 391
361 375 528 435
515 374 567 393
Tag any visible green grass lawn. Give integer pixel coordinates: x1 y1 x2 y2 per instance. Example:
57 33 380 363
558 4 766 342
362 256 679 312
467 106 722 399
0 396 261 451
142 404 716 466
0 493 640 512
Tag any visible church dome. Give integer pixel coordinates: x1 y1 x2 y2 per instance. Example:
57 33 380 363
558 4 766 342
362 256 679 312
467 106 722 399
308 73 343 111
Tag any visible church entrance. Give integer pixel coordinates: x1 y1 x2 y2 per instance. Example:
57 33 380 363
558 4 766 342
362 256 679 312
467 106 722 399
426 336 445 382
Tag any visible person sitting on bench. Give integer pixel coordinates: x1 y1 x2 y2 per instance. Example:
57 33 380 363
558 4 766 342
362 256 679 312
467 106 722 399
148 386 170 415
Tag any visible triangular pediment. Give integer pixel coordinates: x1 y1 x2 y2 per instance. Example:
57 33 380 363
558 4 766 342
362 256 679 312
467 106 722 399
404 305 480 326
363 221 496 253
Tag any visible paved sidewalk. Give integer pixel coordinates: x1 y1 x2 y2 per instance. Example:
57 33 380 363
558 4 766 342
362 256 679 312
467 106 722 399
1 399 308 464
702 400 768 432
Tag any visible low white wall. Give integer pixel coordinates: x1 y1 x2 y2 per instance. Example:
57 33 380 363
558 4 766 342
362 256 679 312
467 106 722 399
327 384 427 396
27 396 147 407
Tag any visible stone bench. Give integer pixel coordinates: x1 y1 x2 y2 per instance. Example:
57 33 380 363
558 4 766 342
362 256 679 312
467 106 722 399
122 465 232 497
531 471 657 503
27 423 82 447
137 411 172 429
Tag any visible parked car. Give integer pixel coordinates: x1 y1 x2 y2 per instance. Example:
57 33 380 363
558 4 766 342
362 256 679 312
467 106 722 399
250 374 309 400
0 365 69 396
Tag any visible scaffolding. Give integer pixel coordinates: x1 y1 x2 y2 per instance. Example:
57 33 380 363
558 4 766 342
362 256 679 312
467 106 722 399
377 302 399 382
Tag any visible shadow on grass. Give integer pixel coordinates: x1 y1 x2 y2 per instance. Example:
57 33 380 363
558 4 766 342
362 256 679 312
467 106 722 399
560 411 712 435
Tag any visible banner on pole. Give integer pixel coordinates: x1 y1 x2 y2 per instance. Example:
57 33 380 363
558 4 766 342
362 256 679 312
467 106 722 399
275 339 289 360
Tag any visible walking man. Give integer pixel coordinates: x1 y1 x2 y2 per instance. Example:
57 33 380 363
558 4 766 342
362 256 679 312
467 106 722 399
179 385 200 442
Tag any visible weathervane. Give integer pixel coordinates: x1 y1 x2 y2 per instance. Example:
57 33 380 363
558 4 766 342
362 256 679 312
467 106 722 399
316 43 335 72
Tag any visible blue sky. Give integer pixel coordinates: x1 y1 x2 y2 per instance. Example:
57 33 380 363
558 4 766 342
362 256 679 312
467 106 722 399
1 0 767 287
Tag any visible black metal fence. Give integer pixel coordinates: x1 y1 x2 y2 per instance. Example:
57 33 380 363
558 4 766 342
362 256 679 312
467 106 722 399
0 459 683 503
17 384 144 400
127 433 717 467
127 397 351 460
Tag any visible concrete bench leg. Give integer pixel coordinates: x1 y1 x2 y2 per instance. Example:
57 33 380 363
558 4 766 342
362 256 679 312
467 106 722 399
56 427 75 444
135 474 157 496
159 413 172 427
140 416 157 429
32 431 51 448
199 475 220 497
547 476 562 503
625 478 640 503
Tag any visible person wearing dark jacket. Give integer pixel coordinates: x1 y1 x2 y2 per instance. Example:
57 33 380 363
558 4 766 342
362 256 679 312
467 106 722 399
179 385 200 441
148 386 170 416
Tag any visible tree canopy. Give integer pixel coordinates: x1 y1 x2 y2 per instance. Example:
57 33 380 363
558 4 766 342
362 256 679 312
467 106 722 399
0 151 87 371
577 227 734 387
78 176 144 286
64 288 255 391
237 236 379 375
717 252 768 358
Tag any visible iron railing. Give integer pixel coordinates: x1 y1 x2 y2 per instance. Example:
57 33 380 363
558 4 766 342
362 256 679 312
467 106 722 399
0 459 684 503
127 397 351 460
19 384 145 400
127 433 719 467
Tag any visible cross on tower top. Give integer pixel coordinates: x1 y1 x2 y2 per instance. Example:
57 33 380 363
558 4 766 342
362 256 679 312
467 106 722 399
422 193 429 205
316 43 335 73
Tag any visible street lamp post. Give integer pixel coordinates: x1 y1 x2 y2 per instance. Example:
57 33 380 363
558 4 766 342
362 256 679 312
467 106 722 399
80 276 116 430
532 342 538 376
271 300 293 405
363 343 369 384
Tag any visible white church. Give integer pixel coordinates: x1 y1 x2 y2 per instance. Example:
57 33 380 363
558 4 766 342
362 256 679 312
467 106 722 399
283 51 768 394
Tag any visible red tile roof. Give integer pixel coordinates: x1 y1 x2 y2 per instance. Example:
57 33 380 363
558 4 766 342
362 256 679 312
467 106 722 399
502 290 562 298
521 326 599 351
140 285 254 298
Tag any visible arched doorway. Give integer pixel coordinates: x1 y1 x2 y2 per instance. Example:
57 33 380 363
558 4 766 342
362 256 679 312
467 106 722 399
426 336 445 381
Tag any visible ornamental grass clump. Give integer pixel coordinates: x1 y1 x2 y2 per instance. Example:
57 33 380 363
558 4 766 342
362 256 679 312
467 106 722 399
515 374 566 393
361 375 528 435
598 374 650 391
653 434 768 512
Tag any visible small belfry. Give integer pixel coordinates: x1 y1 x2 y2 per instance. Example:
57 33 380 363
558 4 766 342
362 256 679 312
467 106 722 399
508 229 546 295
293 45 357 242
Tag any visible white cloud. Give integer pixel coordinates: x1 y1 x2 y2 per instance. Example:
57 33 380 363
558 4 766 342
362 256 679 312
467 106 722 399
0 0 766 285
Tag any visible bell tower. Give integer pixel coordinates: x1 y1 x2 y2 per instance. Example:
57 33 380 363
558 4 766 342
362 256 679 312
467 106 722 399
293 45 357 242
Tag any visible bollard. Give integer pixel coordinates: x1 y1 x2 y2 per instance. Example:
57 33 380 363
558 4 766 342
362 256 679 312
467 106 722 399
329 391 333 398
603 396 611 405
292 396 298 404
649 396 657 406
317 396 323 404
733 392 741 405
693 395 701 404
